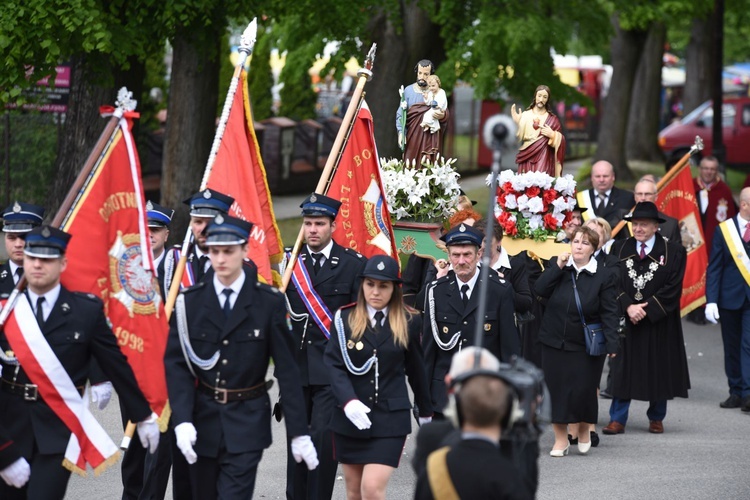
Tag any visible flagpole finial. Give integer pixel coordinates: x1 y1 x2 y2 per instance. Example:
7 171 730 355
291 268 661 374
115 87 137 113
239 18 258 56
357 44 377 81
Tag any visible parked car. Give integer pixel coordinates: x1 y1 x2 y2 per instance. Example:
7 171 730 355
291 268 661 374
658 96 750 168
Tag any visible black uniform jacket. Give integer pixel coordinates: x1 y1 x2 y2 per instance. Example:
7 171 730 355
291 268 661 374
285 243 366 386
0 288 151 457
0 424 22 469
164 267 308 457
495 254 533 314
0 262 17 295
324 306 432 439
534 259 620 353
422 269 520 410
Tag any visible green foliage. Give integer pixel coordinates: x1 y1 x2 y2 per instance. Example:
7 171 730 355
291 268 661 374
278 46 318 120
0 112 58 204
247 25 275 121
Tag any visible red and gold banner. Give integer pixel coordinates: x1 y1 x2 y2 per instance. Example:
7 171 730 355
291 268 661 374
656 162 708 316
61 110 168 421
329 102 398 259
206 70 284 285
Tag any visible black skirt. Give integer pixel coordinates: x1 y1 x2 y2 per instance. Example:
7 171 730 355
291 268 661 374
333 433 407 468
541 344 606 423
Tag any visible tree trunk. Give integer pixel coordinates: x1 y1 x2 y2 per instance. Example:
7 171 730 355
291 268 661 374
161 31 222 240
366 1 446 160
683 15 715 115
595 15 648 181
50 55 114 216
626 22 666 163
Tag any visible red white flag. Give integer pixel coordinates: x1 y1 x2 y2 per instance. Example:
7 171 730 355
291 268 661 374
329 102 398 259
206 70 284 285
656 162 708 316
60 109 168 422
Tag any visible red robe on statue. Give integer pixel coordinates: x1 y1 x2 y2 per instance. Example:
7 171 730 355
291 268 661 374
515 113 565 176
404 104 450 165
693 177 737 256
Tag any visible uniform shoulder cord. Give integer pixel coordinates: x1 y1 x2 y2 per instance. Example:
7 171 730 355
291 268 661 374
427 446 459 500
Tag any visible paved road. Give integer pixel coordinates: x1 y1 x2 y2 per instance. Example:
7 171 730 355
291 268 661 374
65 318 750 499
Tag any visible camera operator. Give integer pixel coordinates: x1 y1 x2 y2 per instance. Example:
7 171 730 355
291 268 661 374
413 347 540 499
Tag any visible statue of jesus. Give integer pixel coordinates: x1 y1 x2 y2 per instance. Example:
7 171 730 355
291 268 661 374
511 85 565 177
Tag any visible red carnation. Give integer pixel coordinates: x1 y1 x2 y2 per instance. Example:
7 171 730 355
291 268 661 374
501 181 514 194
542 188 558 205
543 213 558 230
525 186 541 198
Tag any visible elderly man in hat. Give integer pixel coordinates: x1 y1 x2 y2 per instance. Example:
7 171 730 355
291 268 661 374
422 223 520 417
165 215 318 499
0 202 45 294
603 202 690 435
285 192 367 500
0 226 159 500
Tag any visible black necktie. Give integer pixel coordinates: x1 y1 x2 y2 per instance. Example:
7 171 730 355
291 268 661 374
461 284 470 307
222 289 233 318
312 253 323 274
373 311 385 332
14 267 23 284
36 296 46 327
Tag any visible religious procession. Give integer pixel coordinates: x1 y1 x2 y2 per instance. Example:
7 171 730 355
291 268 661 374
1 4 750 500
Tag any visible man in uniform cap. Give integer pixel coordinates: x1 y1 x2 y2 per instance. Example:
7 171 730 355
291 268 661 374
165 215 318 499
603 202 690 435
285 192 367 500
146 200 175 297
422 223 521 417
0 226 160 500
0 201 44 294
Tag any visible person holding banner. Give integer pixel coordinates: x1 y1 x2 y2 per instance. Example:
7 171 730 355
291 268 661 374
603 203 690 436
285 193 367 500
324 255 433 500
705 187 750 411
0 202 45 294
164 215 318 499
0 226 160 500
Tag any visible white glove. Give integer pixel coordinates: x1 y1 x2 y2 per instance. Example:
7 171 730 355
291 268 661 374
705 303 720 324
291 435 319 470
90 381 113 410
0 457 30 488
418 416 433 426
136 412 160 454
174 422 198 464
343 400 372 430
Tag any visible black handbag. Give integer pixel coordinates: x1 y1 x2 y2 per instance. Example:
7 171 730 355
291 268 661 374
571 271 607 356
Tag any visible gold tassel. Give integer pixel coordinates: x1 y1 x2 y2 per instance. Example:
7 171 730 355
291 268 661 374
93 450 122 477
157 401 172 433
61 457 88 477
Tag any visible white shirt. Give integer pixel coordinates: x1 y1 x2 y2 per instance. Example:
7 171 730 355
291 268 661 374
307 240 333 267
566 256 598 275
456 267 481 300
366 305 389 328
636 235 657 256
213 272 245 310
152 250 166 277
491 247 512 271
595 189 612 208
194 247 211 273
737 214 750 234
27 283 61 322
8 261 22 285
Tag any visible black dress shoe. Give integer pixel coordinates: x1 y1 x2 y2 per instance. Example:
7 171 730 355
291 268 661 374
567 434 578 445
720 394 742 408
742 396 750 412
599 390 613 400
590 431 600 447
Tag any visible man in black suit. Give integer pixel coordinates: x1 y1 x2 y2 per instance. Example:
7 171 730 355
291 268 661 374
285 193 367 500
580 160 635 229
165 215 318 499
422 224 520 416
414 347 532 500
0 201 45 294
0 226 159 500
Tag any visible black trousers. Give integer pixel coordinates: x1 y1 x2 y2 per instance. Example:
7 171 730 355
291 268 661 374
286 384 337 500
0 452 71 500
192 447 263 499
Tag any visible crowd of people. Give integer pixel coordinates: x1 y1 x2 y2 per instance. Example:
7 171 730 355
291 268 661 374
0 149 747 499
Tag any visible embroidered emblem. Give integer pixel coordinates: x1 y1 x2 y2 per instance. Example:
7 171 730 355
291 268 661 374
377 261 385 271
355 341 364 351
717 199 728 223
12 201 21 213
109 232 162 316
626 258 659 301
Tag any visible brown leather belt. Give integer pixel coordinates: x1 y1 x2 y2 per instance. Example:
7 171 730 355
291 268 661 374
198 379 273 404
1 378 84 401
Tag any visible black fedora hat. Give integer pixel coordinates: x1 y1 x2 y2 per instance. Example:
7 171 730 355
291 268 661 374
624 202 665 223
360 255 402 283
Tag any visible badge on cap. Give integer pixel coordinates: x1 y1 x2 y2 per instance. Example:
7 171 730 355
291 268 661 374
459 224 466 232
4 350 13 357
377 261 385 271
203 190 212 199
355 341 364 351
41 227 51 238
310 194 317 203
215 214 224 225
146 200 154 210
347 340 355 350
12 201 21 213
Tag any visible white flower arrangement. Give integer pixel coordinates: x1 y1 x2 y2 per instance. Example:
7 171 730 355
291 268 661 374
486 169 578 241
381 155 461 221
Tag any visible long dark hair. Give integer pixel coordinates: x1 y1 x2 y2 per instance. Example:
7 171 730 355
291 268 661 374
526 84 553 113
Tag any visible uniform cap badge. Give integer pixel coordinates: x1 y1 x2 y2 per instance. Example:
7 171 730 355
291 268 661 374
459 224 466 232
215 214 224 225
310 194 317 203
377 262 385 271
41 227 51 238
12 201 21 213
146 200 154 211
